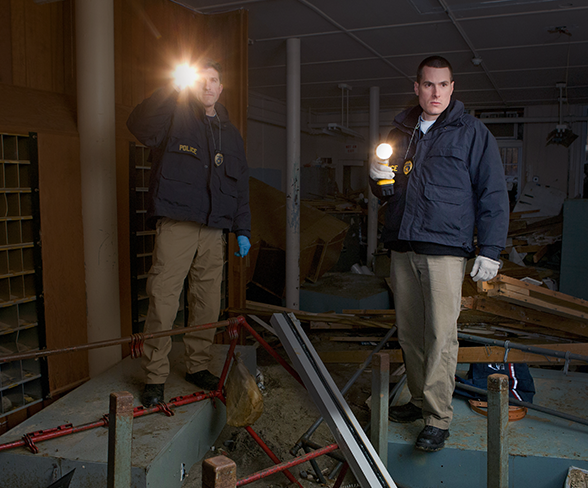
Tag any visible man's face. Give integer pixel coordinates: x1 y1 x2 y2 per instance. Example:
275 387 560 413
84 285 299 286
195 67 223 112
414 66 454 121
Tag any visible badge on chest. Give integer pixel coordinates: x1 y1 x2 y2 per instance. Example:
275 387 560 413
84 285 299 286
403 159 413 175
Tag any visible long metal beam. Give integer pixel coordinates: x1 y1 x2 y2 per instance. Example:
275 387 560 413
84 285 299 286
270 312 397 488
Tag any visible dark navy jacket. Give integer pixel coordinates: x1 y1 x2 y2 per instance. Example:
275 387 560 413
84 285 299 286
370 100 509 261
127 84 251 239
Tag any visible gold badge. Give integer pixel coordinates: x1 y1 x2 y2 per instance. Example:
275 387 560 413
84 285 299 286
403 160 413 175
214 152 224 166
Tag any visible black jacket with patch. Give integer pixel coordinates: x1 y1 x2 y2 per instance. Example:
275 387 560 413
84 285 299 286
127 84 251 238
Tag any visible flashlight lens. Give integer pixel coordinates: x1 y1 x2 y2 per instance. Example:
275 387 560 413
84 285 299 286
173 63 198 89
376 143 393 160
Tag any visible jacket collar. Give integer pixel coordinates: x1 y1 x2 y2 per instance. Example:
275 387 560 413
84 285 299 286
188 96 230 124
394 99 465 133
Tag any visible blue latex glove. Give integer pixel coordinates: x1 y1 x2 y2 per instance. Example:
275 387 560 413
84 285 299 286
235 235 251 257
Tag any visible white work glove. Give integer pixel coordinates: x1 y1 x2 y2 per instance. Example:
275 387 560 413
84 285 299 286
470 256 501 282
370 160 395 181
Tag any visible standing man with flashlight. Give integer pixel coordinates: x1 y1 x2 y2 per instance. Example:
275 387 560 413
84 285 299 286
369 56 509 451
127 59 251 408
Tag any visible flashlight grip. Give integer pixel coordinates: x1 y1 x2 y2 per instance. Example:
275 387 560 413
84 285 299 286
376 179 394 196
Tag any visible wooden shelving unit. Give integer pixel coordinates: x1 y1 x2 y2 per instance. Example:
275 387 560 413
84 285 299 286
0 133 46 416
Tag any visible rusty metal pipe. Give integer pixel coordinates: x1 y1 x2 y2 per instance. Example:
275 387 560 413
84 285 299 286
243 425 302 487
235 443 338 486
240 317 304 387
0 317 241 364
0 390 221 453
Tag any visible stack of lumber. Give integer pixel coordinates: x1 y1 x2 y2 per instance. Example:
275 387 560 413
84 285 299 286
504 211 562 265
229 272 588 367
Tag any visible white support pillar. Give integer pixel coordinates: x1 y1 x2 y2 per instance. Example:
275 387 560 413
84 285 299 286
286 38 301 310
367 86 380 269
76 0 122 376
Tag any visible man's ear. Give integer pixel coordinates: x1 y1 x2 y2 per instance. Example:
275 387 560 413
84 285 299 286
413 81 419 96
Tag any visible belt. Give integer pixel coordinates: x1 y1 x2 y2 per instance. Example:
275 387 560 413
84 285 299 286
468 399 527 421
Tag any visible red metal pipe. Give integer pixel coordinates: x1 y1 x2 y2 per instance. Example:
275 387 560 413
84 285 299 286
244 425 303 487
216 390 302 488
0 390 221 453
332 462 350 488
239 317 304 387
236 443 339 486
216 336 239 390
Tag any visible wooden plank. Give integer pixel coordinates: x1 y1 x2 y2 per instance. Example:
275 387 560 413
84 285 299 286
0 0 13 85
462 296 588 338
38 133 89 394
48 1 65 94
343 309 395 316
329 336 398 342
493 274 588 310
62 0 75 96
0 83 78 135
488 287 588 322
310 321 353 330
10 0 26 86
532 244 550 263
24 0 54 90
319 343 588 365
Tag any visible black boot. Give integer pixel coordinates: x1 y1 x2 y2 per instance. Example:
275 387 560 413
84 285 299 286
185 370 220 390
141 383 165 408
388 402 423 423
415 425 450 452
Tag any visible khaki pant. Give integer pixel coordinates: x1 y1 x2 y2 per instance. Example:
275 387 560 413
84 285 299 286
389 251 466 430
142 218 225 384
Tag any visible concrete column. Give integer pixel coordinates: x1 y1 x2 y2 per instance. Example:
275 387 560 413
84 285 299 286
286 38 301 309
367 87 380 269
76 0 122 376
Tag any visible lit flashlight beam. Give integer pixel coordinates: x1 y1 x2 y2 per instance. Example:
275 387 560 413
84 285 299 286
173 63 198 90
375 143 393 161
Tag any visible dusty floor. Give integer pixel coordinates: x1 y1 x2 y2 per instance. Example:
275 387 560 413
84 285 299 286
181 328 379 488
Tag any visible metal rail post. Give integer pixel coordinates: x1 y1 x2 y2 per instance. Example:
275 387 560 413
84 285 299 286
487 374 509 488
203 456 237 488
107 391 134 488
370 352 389 467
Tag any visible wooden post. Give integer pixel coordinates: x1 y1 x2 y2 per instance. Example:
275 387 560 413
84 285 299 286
487 374 509 488
107 391 134 488
370 352 389 467
203 456 237 488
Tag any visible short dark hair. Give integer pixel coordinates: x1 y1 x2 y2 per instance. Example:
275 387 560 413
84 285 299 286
416 56 453 83
200 58 223 82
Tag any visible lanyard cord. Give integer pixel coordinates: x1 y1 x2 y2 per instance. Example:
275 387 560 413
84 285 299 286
403 119 420 161
207 112 222 154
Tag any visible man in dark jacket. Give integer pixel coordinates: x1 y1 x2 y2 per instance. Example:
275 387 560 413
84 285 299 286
369 56 509 451
127 59 251 407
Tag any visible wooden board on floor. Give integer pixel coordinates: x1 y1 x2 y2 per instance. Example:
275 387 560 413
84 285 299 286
318 342 588 365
